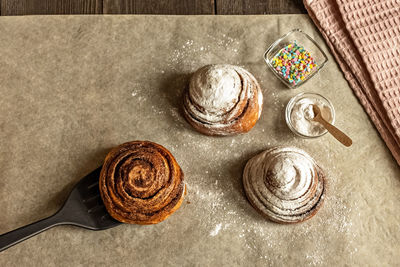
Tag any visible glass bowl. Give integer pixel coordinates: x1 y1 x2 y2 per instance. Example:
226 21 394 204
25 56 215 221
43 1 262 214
285 92 335 138
264 29 328 89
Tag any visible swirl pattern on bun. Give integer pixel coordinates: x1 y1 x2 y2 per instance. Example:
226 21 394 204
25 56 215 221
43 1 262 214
99 141 185 224
183 64 263 135
243 147 325 224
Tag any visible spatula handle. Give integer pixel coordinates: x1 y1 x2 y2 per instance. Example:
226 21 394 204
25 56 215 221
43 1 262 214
316 117 352 147
0 212 64 252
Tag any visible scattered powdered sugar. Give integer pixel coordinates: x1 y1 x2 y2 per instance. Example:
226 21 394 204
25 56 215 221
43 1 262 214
209 223 222 236
179 135 358 265
130 89 146 103
207 33 240 51
132 34 358 265
167 35 240 72
169 39 210 70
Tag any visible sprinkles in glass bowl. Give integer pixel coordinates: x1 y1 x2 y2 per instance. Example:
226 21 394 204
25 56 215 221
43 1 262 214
264 29 328 89
272 42 317 86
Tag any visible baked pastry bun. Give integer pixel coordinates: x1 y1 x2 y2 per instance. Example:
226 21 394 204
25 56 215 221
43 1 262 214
243 147 325 224
99 141 185 224
183 64 263 135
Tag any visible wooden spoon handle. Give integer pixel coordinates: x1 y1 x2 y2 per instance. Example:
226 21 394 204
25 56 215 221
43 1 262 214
315 117 352 147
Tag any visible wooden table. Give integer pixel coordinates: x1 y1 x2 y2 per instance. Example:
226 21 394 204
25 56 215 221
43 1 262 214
0 0 306 15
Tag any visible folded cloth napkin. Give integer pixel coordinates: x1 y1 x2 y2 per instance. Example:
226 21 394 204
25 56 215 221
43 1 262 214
303 0 400 165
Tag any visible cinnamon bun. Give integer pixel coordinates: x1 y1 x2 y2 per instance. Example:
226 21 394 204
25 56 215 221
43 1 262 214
243 147 325 224
183 64 263 135
99 141 185 224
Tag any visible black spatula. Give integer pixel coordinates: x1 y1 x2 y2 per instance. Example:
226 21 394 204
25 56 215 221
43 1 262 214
0 167 121 252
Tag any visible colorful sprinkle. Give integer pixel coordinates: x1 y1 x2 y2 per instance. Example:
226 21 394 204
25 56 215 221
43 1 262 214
271 42 317 86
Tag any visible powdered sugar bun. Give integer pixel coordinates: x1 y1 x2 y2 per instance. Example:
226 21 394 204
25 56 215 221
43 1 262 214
243 147 325 224
183 64 263 135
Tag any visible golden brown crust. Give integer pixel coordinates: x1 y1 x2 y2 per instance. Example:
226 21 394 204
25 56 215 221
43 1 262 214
183 64 263 136
99 141 185 224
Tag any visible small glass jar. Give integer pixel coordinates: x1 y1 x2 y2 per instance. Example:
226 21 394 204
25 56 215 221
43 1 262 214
285 92 335 138
264 29 328 89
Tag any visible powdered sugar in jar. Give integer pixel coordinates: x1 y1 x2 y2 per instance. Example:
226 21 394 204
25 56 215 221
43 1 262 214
285 92 335 138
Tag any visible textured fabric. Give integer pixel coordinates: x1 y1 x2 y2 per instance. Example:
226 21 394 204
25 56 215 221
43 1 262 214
304 0 400 165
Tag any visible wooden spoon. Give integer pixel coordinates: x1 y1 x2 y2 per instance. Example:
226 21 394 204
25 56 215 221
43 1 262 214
312 104 352 147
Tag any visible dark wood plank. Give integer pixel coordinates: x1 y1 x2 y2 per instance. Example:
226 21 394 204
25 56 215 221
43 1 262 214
216 0 306 14
103 0 215 14
0 0 305 16
1 0 102 15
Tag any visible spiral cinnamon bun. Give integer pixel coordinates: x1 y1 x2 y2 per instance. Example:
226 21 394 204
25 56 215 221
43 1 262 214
243 147 325 224
99 141 185 224
183 64 263 135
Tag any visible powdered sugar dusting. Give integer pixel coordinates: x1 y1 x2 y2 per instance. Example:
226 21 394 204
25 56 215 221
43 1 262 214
210 223 222 236
243 147 324 222
189 64 241 115
182 64 263 135
167 36 240 72
132 34 359 266
174 132 358 265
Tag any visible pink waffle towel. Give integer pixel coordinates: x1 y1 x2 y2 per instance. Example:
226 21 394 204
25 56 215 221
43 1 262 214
303 0 400 165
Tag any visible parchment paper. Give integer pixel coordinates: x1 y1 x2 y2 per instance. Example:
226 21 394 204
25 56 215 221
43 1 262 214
0 15 399 266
